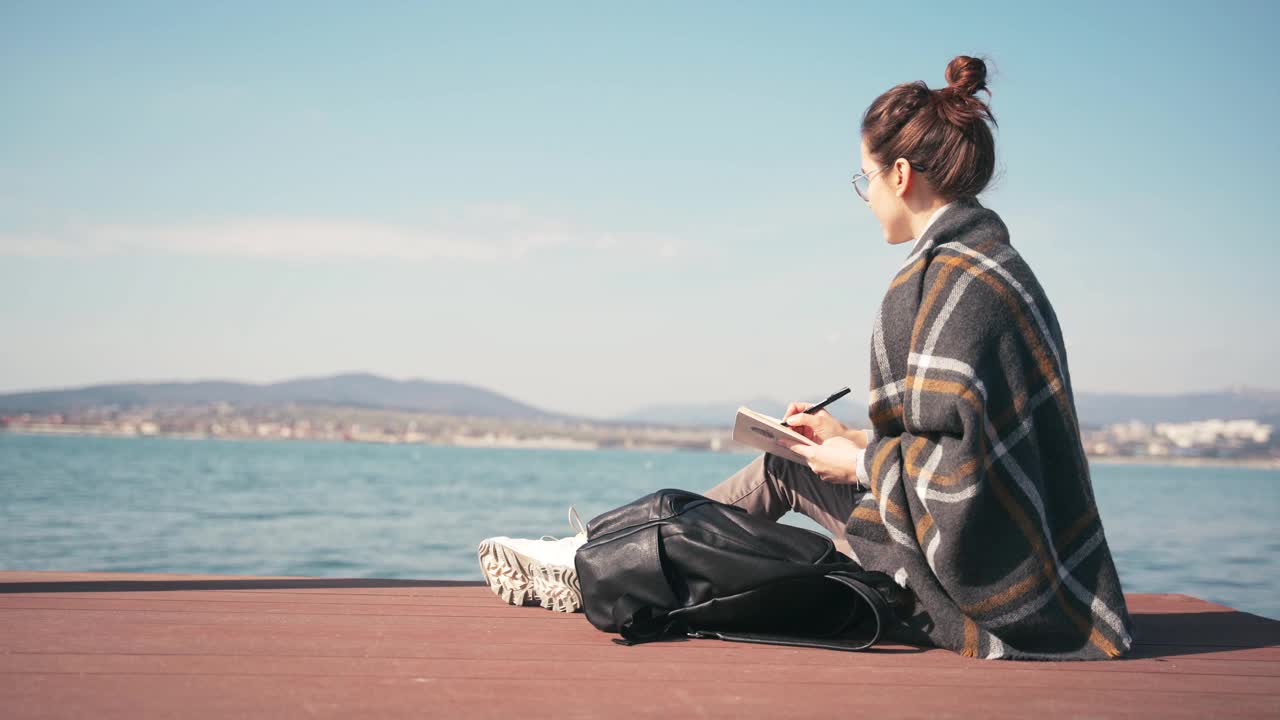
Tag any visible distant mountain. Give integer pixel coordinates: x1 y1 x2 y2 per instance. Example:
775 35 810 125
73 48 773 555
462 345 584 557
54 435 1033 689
0 372 562 420
1073 387 1280 427
4 373 1276 429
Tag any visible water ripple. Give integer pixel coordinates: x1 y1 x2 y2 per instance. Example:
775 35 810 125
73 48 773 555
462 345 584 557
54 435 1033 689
2 433 1277 620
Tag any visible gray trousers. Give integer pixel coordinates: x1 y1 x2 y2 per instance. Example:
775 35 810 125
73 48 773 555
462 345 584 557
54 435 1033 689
702 453 861 559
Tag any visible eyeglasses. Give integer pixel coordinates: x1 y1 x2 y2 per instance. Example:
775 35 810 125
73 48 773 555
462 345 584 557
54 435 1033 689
850 166 885 203
851 161 929 203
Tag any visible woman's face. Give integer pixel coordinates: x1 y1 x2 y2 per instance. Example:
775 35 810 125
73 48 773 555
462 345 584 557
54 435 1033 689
859 137 914 245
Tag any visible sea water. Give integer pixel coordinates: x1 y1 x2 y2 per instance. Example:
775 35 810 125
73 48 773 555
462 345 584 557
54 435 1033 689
1 432 1276 620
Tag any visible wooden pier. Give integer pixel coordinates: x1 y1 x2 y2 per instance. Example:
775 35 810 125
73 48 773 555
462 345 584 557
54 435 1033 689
1 571 1277 718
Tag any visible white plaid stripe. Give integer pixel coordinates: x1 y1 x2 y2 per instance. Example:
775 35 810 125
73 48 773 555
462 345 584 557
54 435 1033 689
899 238 936 270
908 352 989 403
917 443 946 568
911 245 1015 425
916 442 944 510
985 631 1006 659
912 269 979 423
983 380 1061 470
868 305 904 421
925 530 942 572
871 306 895 390
941 242 1067 385
877 460 916 548
909 352 975 378
1088 589 1133 649
922 484 980 503
984 527 1106 628
867 378 904 406
907 354 985 501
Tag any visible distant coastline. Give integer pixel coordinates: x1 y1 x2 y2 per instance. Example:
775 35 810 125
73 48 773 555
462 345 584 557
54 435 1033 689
0 424 727 454
2 374 1277 466
1088 455 1280 472
4 425 1278 470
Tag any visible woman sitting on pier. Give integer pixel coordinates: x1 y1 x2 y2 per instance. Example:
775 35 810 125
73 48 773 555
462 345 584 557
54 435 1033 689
701 54 1134 660
481 55 1135 661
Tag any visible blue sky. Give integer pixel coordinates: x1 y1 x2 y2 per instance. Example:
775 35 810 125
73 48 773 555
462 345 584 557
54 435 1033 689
2 1 1277 418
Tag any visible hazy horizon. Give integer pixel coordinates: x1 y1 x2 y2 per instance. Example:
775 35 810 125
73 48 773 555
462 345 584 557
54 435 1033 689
1 370 1277 423
4 2 1277 418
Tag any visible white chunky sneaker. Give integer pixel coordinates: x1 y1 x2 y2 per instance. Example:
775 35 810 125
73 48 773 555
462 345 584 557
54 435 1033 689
477 506 588 613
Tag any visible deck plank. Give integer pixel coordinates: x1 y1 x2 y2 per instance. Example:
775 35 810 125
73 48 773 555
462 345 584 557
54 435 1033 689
1 571 1277 718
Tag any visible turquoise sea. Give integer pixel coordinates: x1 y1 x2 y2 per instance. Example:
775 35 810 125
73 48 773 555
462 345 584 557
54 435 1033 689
1 432 1277 620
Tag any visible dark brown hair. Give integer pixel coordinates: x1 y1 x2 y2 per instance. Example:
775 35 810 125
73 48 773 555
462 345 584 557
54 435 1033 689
861 55 998 200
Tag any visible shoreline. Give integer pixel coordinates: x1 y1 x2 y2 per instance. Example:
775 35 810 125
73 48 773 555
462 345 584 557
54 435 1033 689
0 426 723 454
3 427 1277 470
1087 455 1280 471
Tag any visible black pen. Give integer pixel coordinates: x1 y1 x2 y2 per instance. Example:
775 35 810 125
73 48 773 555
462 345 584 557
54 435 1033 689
781 386 851 427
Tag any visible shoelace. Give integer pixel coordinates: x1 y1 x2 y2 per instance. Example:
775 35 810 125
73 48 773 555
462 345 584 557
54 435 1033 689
539 505 587 542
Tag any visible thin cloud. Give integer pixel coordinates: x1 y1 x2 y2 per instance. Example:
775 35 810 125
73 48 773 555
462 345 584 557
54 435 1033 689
0 206 687 263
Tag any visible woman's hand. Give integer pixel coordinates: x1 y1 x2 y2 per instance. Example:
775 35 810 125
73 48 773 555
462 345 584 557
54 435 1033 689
782 402 849 443
782 435 864 485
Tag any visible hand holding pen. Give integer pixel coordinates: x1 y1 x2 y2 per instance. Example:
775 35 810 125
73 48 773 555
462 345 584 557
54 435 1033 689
781 386 852 444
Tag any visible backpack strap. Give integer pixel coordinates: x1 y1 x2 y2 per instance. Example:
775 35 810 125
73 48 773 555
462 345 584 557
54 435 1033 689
612 594 686 646
683 571 899 652
821 570 896 648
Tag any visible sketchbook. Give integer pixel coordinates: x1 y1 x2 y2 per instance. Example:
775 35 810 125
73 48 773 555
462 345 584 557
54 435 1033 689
731 406 816 466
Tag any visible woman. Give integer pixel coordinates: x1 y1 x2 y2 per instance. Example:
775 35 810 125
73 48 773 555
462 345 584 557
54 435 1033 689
701 55 1134 660
479 55 1133 660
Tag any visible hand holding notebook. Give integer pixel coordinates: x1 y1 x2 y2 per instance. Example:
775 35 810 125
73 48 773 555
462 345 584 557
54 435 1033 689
731 387 857 466
732 407 817 465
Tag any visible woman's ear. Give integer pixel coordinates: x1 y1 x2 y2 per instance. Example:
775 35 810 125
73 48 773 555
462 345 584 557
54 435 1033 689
893 157 912 199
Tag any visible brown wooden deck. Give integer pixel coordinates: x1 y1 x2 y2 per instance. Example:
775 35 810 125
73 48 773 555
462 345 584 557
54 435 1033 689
1 571 1277 718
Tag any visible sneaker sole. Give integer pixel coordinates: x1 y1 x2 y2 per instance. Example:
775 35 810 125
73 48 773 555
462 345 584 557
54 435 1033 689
477 539 539 607
527 560 583 613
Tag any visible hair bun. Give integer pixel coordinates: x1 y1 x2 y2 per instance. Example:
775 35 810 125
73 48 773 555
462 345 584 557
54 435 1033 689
944 55 989 98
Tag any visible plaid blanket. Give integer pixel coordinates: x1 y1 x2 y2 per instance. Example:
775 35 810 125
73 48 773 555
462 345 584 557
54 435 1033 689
846 196 1135 660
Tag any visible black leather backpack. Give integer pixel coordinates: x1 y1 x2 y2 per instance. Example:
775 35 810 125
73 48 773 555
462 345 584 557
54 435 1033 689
574 488 913 651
